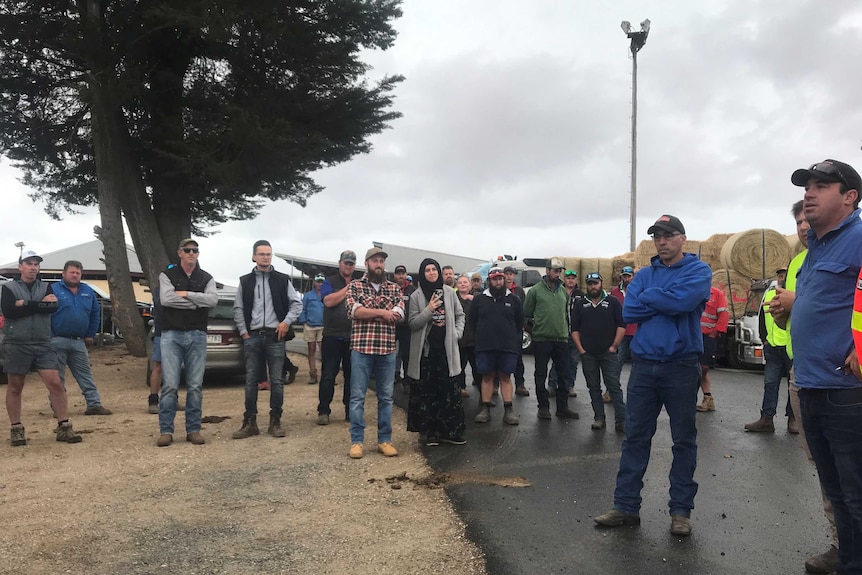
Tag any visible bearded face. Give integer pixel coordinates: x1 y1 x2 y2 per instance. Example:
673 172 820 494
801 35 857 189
367 268 386 283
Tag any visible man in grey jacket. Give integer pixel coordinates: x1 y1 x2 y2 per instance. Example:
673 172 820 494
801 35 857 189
2 250 82 445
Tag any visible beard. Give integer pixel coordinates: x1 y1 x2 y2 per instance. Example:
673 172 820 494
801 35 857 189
588 287 602 299
489 284 507 298
367 268 385 283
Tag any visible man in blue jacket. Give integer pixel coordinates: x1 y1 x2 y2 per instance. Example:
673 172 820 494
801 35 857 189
51 260 112 416
298 274 325 384
595 215 711 537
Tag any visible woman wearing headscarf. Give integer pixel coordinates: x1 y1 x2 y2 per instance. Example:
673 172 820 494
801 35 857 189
407 258 466 446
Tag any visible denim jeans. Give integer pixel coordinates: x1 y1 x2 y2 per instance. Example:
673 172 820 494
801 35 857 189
243 333 286 418
52 337 101 407
548 341 579 391
318 336 352 416
349 350 396 444
800 387 862 574
617 334 633 363
159 329 207 435
533 340 571 410
581 350 625 423
761 343 793 417
614 357 701 517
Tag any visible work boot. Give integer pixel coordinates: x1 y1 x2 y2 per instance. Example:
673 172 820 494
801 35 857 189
556 408 580 419
696 395 716 412
503 405 519 425
156 434 173 447
474 404 491 423
286 364 299 384
670 514 692 536
232 416 260 439
186 432 205 445
744 415 775 433
316 413 330 426
594 509 641 527
787 414 800 435
514 385 530 397
537 407 552 420
10 424 26 447
268 414 286 437
308 371 318 385
591 418 606 430
804 545 839 574
55 421 83 443
84 405 112 416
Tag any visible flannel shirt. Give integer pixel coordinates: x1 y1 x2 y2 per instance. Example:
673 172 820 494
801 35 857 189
346 276 405 355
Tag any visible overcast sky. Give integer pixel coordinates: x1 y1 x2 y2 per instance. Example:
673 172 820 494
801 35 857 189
2 0 862 281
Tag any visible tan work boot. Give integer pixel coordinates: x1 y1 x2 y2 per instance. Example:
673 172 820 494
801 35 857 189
232 416 260 439
744 415 775 432
156 433 173 447
696 395 716 412
55 421 83 443
268 414 286 437
377 442 398 457
349 443 364 459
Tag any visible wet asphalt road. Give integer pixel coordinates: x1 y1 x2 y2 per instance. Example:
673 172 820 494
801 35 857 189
403 359 829 575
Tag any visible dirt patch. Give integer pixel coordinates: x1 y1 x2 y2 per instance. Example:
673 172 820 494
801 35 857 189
0 347 487 575
385 471 532 489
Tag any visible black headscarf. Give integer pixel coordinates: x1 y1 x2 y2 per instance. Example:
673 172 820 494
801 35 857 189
417 257 443 302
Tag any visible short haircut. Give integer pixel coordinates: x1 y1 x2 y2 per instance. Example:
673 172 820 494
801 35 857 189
791 200 804 219
442 265 454 272
63 260 83 271
253 240 271 254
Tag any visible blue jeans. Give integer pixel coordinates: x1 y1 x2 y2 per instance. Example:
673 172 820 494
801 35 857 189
159 330 206 435
614 357 701 517
52 337 101 407
617 334 633 363
533 340 571 410
243 333 286 418
761 343 793 417
581 350 625 423
349 350 396 444
548 341 579 391
801 387 862 575
318 336 352 415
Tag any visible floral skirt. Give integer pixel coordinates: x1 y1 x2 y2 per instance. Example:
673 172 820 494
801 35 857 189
407 347 465 439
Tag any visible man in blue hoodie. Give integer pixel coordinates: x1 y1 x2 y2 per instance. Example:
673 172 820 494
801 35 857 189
594 214 711 537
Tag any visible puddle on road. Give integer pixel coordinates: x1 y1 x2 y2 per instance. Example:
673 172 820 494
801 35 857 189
377 471 531 489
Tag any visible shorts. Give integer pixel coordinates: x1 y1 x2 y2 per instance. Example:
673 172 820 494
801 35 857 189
699 334 717 369
303 326 323 343
2 341 59 374
475 350 518 376
151 335 162 363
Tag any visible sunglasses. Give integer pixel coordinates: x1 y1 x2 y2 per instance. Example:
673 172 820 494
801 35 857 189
808 162 852 188
564 270 577 276
181 248 199 253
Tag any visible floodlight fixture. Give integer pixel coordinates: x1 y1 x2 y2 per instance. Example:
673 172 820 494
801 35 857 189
620 21 632 34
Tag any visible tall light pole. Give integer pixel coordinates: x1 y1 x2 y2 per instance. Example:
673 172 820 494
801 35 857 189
621 19 650 253
14 242 24 259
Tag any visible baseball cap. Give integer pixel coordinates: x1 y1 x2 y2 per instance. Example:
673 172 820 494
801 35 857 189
647 215 685 235
776 267 788 274
503 265 517 274
19 250 43 263
585 272 602 283
564 269 578 277
394 265 407 273
621 266 634 275
791 159 862 191
488 267 505 278
471 272 482 280
365 247 388 260
339 250 357 263
178 238 198 249
314 274 325 282
547 257 565 270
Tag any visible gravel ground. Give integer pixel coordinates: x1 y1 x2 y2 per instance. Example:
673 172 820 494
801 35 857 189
0 347 487 575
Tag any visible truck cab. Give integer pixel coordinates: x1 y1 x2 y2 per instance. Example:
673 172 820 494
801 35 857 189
723 279 773 369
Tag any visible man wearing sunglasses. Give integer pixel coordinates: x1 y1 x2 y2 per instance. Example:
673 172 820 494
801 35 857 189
157 238 218 447
595 214 711 536
786 159 862 574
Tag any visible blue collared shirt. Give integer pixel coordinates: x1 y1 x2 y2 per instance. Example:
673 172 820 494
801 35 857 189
793 208 862 389
51 280 100 338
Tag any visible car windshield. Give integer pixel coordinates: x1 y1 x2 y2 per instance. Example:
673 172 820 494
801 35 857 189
209 298 236 320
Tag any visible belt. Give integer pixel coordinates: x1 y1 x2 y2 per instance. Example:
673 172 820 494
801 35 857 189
248 328 277 336
55 335 83 340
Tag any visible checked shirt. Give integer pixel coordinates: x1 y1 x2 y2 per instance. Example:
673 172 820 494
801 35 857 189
346 276 404 355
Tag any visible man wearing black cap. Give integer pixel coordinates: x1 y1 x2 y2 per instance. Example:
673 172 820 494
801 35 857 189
595 214 711 536
393 264 415 384
785 159 862 574
3 250 82 445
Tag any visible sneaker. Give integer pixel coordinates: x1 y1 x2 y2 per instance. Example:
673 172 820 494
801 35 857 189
55 421 83 443
84 405 112 416
10 424 26 447
426 434 440 446
377 442 398 457
537 407 552 420
440 436 467 445
186 432 206 445
602 391 611 403
349 443 364 459
804 545 839 574
591 419 606 430
594 509 641 527
156 433 173 447
316 413 330 426
555 408 580 419
515 386 530 397
287 365 299 384
474 404 491 423
696 395 716 412
670 514 692 536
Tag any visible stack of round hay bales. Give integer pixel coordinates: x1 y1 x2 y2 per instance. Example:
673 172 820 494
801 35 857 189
697 233 733 271
712 269 751 320
577 257 614 287
719 229 791 280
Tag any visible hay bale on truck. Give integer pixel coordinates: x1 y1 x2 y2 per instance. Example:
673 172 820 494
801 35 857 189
719 228 791 280
711 268 751 320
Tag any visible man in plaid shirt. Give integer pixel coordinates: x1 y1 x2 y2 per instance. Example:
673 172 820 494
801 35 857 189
346 247 405 459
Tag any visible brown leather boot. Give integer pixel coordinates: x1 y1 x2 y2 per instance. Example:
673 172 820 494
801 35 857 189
696 395 715 412
744 415 775 432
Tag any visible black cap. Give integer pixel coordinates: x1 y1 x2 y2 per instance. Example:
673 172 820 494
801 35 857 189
585 272 602 283
503 265 517 274
791 159 862 191
394 265 407 273
647 214 685 235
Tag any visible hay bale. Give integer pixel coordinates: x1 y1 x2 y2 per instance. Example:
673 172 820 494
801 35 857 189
635 239 702 269
719 229 791 280
712 268 751 320
577 257 614 288
610 253 636 286
698 233 733 271
786 234 805 258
